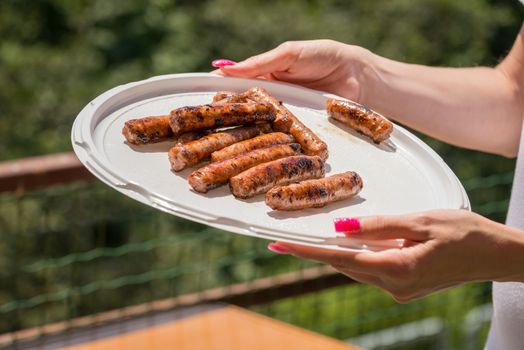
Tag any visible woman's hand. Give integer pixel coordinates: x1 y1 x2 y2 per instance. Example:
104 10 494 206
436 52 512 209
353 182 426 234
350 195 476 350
215 33 524 156
215 40 372 103
268 209 524 303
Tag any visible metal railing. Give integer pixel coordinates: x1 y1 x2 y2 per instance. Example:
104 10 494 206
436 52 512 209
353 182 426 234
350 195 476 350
0 152 513 349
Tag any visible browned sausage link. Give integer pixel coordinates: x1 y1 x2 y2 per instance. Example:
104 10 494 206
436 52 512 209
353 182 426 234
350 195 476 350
265 171 363 211
246 87 328 160
326 98 393 143
122 116 173 145
168 123 272 171
169 102 274 134
211 132 295 162
212 91 252 104
229 155 325 199
212 91 237 103
175 129 215 145
189 143 301 193
288 119 329 160
245 87 293 131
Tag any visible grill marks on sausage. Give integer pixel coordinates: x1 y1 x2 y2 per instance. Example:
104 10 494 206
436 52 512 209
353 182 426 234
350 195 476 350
121 89 384 212
122 116 174 145
246 87 328 160
212 91 253 104
229 155 325 199
168 123 272 171
169 102 275 134
326 98 393 143
175 129 216 145
245 87 293 131
211 132 295 162
188 143 302 193
265 171 363 211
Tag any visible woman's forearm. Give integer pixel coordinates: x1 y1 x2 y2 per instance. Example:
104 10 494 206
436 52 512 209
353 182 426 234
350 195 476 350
489 223 524 283
357 27 524 157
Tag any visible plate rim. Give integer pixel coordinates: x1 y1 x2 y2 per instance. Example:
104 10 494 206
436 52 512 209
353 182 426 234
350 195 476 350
71 72 470 251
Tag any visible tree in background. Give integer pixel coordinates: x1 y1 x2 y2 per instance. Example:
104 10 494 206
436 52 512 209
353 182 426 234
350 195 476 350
0 0 521 160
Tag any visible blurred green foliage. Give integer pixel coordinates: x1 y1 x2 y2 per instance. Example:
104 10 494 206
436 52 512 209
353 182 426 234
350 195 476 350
0 0 522 162
0 0 523 348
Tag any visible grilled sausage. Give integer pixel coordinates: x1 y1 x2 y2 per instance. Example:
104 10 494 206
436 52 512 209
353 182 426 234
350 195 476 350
326 98 393 143
169 102 274 134
212 91 237 103
245 87 292 131
168 123 271 171
265 171 363 211
211 132 295 162
246 87 328 160
189 143 301 193
175 130 215 145
229 155 325 199
212 91 252 104
287 117 329 160
122 116 173 144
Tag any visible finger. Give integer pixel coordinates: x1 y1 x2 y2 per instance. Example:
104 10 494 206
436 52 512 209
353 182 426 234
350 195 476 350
210 68 268 81
220 45 297 78
210 69 225 76
335 215 430 242
272 241 386 274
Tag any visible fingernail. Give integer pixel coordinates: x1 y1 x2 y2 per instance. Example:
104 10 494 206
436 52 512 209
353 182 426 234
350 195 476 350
267 243 291 254
334 217 361 233
211 59 237 68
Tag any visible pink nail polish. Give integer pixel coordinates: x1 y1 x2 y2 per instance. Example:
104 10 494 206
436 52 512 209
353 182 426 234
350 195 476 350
211 59 237 68
267 243 291 254
334 217 361 233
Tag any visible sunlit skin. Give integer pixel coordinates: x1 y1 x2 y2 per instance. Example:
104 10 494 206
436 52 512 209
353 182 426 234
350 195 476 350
216 25 524 303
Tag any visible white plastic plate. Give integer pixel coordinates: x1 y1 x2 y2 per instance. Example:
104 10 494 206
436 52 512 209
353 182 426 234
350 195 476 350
72 73 469 251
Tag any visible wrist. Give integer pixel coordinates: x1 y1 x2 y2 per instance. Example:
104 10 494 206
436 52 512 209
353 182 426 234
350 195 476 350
490 223 524 282
336 44 377 104
356 49 388 107
356 50 415 119
465 215 524 283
